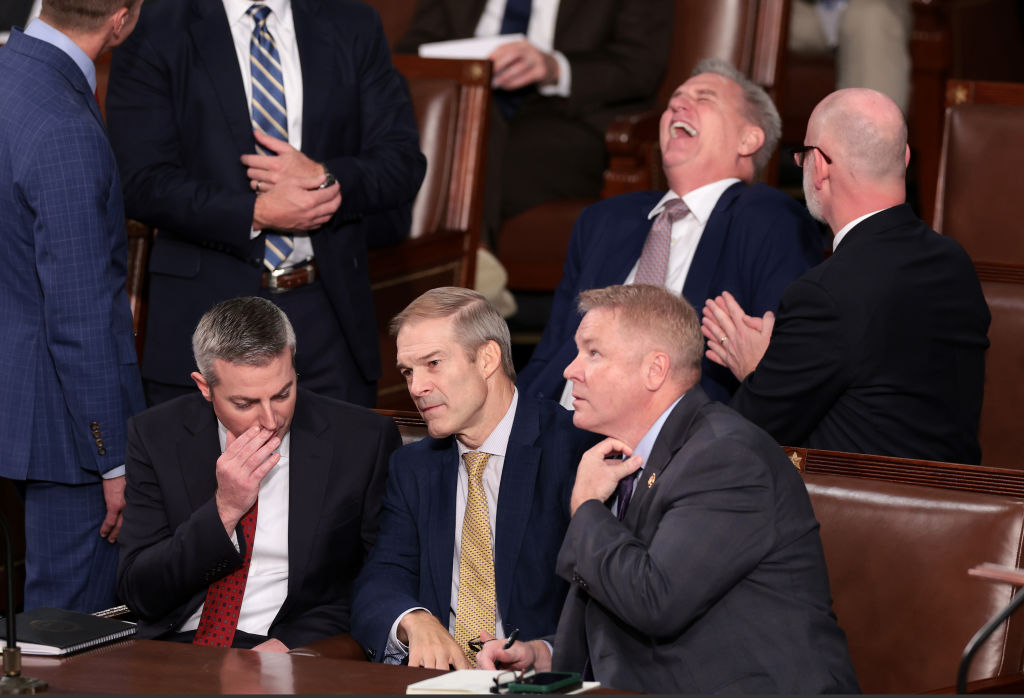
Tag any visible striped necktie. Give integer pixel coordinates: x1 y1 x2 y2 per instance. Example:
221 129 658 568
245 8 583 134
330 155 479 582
453 452 495 667
248 4 294 271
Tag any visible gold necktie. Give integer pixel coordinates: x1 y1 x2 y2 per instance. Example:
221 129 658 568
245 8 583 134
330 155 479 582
454 451 495 666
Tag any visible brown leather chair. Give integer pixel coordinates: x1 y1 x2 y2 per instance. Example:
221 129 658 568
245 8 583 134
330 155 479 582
932 80 1024 470
370 56 491 410
497 0 792 293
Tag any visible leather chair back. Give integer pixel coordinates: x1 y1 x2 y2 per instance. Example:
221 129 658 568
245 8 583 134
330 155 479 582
806 472 1024 693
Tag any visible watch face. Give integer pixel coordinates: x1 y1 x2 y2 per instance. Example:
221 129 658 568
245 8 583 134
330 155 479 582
318 172 336 189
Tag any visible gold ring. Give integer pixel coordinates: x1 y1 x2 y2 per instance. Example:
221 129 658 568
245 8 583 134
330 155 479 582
256 180 261 192
720 336 728 344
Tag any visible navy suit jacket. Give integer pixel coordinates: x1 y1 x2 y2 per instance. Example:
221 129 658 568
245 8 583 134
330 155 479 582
553 388 859 693
106 0 425 388
117 389 401 648
733 204 990 463
350 396 598 662
0 29 145 484
517 184 823 403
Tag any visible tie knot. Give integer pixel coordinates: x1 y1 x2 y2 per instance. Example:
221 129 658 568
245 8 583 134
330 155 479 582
661 198 689 224
247 3 271 25
463 452 490 481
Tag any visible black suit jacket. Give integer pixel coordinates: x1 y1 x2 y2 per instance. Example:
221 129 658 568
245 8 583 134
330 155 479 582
553 388 859 693
106 0 426 388
732 204 990 463
395 0 673 135
117 389 401 648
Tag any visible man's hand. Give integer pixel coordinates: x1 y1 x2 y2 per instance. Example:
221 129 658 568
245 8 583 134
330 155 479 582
252 638 289 653
399 610 471 670
252 174 341 232
476 631 551 672
100 475 126 543
214 425 281 536
489 40 559 91
242 130 327 192
570 438 642 516
701 291 774 381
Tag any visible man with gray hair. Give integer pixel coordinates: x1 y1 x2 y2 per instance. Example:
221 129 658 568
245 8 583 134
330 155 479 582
118 296 400 651
518 57 823 406
480 284 858 693
351 287 597 669
703 88 990 462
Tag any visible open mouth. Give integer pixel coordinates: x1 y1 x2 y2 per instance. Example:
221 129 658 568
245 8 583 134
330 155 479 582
671 120 697 138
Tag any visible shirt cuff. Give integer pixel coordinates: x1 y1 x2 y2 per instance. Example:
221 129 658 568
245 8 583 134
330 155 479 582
538 50 571 97
101 465 125 479
385 607 431 665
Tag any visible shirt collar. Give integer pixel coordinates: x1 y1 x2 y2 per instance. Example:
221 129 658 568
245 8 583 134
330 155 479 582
832 208 886 251
631 395 684 472
456 388 519 460
223 0 291 28
24 18 96 93
648 178 741 226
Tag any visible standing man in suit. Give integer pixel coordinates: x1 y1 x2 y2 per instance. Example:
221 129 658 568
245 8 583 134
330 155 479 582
396 0 672 246
703 88 990 463
351 288 596 668
480 285 858 693
517 58 823 405
118 297 400 650
106 0 426 407
0 0 146 613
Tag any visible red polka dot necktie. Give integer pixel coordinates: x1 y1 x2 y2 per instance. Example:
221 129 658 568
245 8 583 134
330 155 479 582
193 500 258 647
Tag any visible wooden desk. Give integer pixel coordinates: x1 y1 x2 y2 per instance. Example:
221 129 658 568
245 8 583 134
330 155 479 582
20 639 444 694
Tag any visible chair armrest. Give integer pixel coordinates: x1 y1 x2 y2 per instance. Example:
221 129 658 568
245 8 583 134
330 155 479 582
603 108 664 198
288 633 367 661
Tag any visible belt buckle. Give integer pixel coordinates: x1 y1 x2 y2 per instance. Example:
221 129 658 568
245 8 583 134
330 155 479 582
264 261 315 293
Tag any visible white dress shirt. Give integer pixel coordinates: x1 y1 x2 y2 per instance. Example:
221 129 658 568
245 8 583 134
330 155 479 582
384 390 520 663
832 208 885 251
181 422 291 638
560 179 741 410
223 0 313 265
474 0 571 97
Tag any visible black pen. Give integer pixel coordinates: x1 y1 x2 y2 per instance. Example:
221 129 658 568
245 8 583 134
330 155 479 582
503 628 519 649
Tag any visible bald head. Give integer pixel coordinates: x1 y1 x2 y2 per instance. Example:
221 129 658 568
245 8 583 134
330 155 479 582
809 88 908 182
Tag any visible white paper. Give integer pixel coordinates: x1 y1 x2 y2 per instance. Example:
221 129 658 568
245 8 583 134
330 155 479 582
418 34 526 60
406 669 599 695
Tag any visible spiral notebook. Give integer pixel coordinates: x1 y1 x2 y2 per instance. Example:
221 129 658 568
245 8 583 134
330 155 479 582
0 606 136 656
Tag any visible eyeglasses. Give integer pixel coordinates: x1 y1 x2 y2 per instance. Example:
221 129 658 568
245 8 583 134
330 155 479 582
490 670 525 695
791 144 832 167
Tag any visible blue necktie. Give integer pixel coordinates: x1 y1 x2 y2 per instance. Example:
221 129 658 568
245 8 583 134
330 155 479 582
248 4 294 271
495 0 533 120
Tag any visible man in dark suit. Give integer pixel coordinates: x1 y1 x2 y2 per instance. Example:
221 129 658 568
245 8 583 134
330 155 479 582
517 58 823 406
395 0 672 244
480 285 859 693
0 0 146 613
351 288 596 668
106 0 425 407
703 88 990 463
118 297 400 650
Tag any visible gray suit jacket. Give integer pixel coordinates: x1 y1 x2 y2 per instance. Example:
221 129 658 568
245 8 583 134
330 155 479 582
552 387 860 693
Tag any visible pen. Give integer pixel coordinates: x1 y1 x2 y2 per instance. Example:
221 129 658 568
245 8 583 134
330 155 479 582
503 628 519 649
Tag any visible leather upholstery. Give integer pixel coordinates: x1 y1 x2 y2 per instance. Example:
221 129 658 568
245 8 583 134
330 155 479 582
807 472 1024 693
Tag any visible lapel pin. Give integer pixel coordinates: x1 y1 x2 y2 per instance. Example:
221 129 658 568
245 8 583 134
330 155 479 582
647 473 656 488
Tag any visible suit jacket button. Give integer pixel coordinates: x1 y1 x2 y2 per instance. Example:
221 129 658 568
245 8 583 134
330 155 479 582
90 421 99 428
367 648 376 659
96 439 104 448
97 447 107 455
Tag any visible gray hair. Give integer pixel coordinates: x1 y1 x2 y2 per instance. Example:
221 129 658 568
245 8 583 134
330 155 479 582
578 284 703 381
691 57 781 177
390 287 516 381
192 297 296 387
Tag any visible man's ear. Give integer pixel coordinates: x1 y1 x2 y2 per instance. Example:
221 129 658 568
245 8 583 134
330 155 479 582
476 340 502 380
643 351 671 391
738 125 765 158
191 371 213 402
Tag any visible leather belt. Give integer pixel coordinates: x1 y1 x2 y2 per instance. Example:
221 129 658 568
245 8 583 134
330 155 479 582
261 261 318 293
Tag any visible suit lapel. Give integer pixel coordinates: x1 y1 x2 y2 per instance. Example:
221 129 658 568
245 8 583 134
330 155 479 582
284 393 332 599
622 388 709 521
189 0 253 158
427 441 460 616
494 399 541 622
553 0 585 44
680 182 743 309
600 200 654 285
179 397 221 512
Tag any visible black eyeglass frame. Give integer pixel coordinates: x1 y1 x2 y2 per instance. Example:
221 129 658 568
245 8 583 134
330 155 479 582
790 144 833 167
